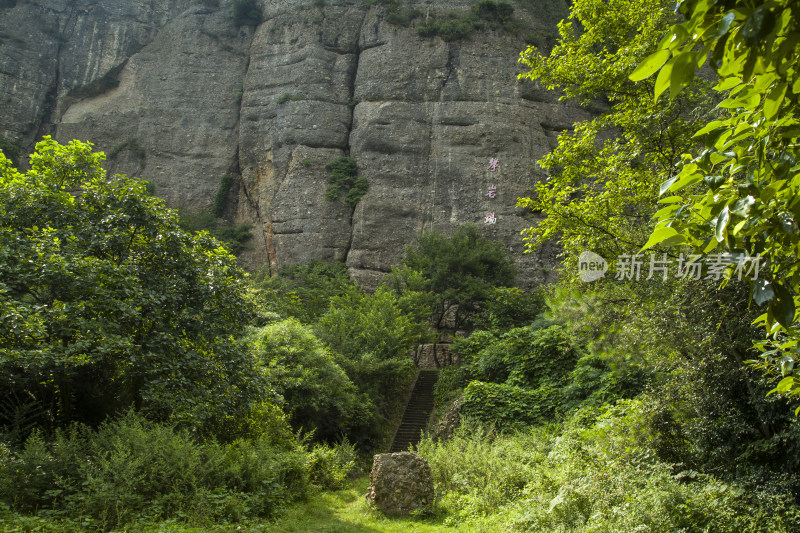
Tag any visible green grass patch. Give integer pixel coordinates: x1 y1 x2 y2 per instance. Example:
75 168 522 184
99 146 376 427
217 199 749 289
0 477 493 532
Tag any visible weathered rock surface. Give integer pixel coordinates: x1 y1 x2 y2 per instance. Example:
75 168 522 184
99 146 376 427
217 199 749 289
367 451 434 516
431 397 463 441
412 343 456 369
0 0 585 287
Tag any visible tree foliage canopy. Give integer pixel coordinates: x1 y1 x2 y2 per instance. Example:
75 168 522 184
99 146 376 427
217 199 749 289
635 0 800 404
248 318 367 441
391 225 515 330
517 0 715 270
0 138 259 432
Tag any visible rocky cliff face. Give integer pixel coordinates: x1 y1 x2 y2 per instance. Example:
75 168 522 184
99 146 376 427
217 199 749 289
0 0 587 288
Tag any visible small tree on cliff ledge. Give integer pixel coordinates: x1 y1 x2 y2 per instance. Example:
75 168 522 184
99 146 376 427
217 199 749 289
390 225 516 332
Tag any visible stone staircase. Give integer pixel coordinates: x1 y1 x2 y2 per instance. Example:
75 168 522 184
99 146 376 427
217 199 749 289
390 369 439 452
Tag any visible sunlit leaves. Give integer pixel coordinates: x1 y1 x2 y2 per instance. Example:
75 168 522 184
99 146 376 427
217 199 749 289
637 0 800 404
629 49 670 81
517 0 716 276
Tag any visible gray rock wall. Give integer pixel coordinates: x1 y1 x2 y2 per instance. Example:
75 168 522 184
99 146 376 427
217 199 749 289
0 0 585 288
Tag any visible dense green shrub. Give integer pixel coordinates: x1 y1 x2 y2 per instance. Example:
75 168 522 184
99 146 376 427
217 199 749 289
543 279 800 491
438 325 578 412
471 0 514 26
316 286 428 362
559 351 649 414
460 381 562 431
0 411 308 527
249 260 354 324
212 173 233 217
0 138 260 435
472 286 545 330
418 15 478 41
248 319 368 442
325 156 368 207
391 224 515 331
417 421 552 519
231 0 262 27
417 404 800 531
315 286 422 449
416 1 516 41
307 439 357 490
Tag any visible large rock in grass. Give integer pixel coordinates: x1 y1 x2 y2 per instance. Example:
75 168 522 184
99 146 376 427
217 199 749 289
366 452 434 516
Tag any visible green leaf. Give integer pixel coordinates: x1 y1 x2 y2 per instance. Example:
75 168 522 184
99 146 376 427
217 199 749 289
670 51 697 99
658 195 684 204
764 81 787 120
753 279 775 305
714 76 742 91
630 49 671 81
694 120 726 137
668 171 703 193
769 376 794 396
640 226 685 252
718 92 761 109
712 12 736 38
654 204 680 220
654 58 674 101
772 282 796 328
731 195 756 217
715 206 730 242
659 176 678 195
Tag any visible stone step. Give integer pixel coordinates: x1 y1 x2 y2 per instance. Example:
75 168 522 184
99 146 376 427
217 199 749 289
389 370 440 452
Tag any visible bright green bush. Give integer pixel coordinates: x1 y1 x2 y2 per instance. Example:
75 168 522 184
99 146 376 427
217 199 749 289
248 319 367 442
306 439 357 490
460 381 562 431
316 286 427 362
472 286 544 330
314 286 422 450
438 325 578 421
0 138 260 436
0 411 308 528
417 403 800 532
392 224 516 331
416 422 554 520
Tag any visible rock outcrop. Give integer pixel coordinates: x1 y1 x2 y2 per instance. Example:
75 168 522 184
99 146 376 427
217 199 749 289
0 0 586 287
367 451 434 516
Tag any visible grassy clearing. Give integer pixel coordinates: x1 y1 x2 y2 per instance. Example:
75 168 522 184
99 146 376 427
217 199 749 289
0 477 499 533
248 477 497 533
